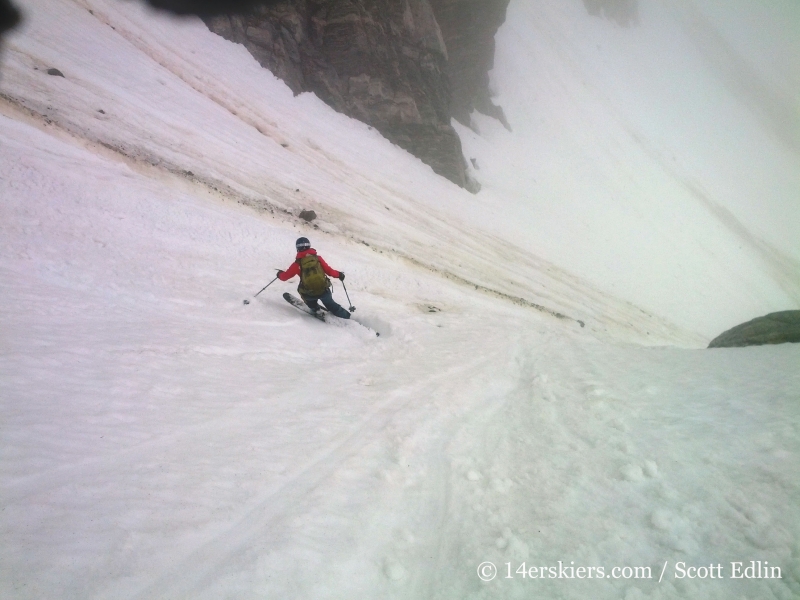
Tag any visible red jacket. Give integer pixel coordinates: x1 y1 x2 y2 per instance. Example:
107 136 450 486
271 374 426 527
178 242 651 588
278 248 340 281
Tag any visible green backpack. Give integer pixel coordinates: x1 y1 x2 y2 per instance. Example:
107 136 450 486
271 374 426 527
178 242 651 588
297 254 330 296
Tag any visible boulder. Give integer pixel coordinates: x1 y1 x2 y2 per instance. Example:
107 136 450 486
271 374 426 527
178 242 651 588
708 310 800 348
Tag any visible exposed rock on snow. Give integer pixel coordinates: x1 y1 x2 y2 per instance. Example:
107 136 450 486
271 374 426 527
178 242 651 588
298 209 317 222
708 310 800 348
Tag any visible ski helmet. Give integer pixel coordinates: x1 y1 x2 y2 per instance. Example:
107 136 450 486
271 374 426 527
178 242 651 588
295 237 311 251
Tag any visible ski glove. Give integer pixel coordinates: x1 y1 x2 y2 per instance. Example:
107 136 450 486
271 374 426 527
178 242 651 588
338 272 345 281
277 270 285 278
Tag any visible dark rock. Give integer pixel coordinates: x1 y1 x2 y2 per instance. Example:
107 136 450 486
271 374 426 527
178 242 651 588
205 0 509 191
299 209 317 222
708 310 800 348
46 68 65 77
428 0 510 129
98 109 106 114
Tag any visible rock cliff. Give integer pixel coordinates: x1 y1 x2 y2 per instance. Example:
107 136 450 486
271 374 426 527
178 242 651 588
205 0 509 191
428 0 509 128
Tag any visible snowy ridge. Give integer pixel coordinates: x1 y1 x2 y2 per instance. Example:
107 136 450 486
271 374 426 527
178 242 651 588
1 1 799 599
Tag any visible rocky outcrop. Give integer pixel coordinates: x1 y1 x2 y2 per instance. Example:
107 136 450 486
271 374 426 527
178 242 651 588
205 0 509 191
428 0 509 128
205 1 469 187
708 310 800 348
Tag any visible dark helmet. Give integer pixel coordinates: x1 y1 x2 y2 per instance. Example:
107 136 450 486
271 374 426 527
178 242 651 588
295 237 311 251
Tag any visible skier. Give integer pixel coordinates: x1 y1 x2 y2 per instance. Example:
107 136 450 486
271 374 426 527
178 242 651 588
277 237 351 319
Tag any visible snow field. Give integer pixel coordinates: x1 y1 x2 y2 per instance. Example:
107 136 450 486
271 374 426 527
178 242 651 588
2 112 799 599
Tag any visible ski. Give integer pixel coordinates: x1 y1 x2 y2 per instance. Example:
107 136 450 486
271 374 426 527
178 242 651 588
283 292 326 321
283 292 380 336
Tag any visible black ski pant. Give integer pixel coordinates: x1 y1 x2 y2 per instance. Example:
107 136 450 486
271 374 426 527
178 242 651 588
301 289 350 319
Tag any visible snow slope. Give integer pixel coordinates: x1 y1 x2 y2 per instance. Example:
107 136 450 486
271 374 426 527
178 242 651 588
1 1 799 599
459 0 800 337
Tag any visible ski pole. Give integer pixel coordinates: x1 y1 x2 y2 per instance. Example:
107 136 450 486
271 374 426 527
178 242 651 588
244 276 278 305
254 276 279 297
341 280 355 312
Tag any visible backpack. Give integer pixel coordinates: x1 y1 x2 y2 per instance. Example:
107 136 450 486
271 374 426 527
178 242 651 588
297 254 330 296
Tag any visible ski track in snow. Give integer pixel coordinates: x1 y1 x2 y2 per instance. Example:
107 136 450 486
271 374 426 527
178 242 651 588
131 351 496 599
1 1 799 599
